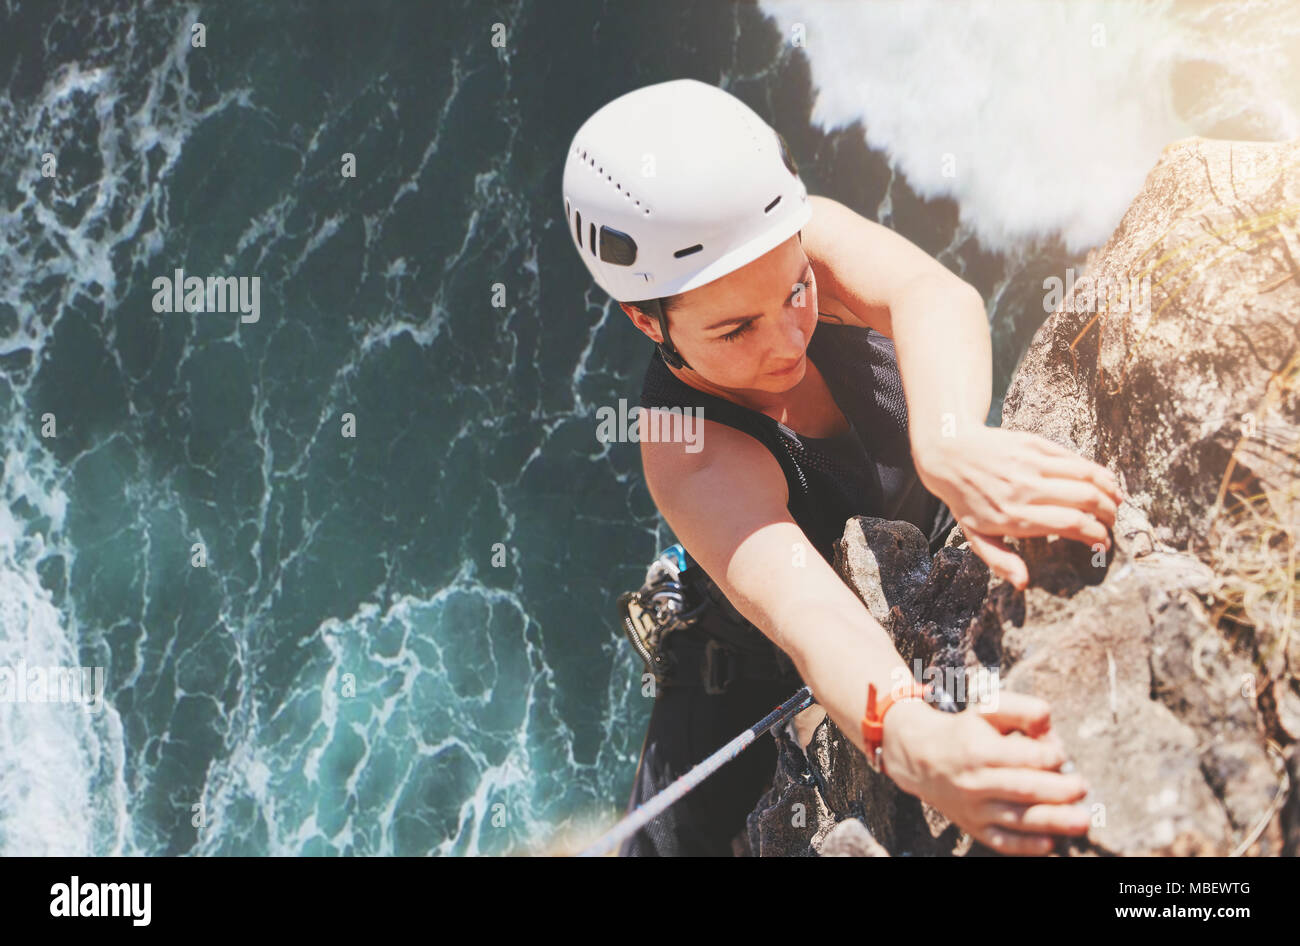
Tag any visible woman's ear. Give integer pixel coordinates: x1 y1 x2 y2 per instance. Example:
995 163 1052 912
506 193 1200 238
619 302 662 344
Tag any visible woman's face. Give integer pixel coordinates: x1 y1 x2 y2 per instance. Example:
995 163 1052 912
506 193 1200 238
626 234 818 394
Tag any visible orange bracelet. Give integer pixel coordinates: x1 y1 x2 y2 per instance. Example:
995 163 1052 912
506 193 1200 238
861 681 931 776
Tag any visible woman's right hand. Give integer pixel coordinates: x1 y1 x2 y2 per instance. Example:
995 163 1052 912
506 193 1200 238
880 691 1091 855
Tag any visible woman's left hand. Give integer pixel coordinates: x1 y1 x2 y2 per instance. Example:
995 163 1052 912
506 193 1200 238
913 427 1125 590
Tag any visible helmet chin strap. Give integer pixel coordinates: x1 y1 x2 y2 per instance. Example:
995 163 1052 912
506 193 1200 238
647 297 692 371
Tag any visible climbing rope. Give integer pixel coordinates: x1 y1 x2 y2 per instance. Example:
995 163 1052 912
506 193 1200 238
579 686 816 856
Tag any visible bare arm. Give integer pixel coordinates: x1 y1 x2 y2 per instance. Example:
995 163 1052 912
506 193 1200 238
890 277 992 459
802 194 1121 588
803 193 991 453
640 418 922 760
639 413 1092 854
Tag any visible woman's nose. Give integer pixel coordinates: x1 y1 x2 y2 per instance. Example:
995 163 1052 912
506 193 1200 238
774 311 809 355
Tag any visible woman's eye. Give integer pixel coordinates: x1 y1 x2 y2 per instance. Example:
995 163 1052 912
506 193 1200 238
720 321 754 343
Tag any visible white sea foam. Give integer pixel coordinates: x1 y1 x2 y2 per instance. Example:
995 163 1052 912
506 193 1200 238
757 0 1300 254
0 437 126 856
0 5 238 854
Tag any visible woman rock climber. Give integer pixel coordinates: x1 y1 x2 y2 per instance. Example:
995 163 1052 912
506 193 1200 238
562 79 1122 856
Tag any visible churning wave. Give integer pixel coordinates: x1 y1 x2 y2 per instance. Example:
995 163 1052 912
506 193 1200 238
758 0 1300 254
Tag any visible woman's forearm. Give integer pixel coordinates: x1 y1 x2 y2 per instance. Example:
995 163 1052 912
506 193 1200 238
889 278 993 466
783 596 917 758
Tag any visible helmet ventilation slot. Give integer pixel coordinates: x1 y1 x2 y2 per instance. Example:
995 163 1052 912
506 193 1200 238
599 226 637 265
673 244 703 259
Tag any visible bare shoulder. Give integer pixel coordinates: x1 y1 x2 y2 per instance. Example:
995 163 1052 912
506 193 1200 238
635 407 852 659
638 412 789 519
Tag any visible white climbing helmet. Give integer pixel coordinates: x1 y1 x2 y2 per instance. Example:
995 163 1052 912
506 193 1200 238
561 78 811 304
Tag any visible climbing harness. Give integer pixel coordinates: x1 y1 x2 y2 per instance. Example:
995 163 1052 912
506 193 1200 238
616 544 707 682
617 543 800 693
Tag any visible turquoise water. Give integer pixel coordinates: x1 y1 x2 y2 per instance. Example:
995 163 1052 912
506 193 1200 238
2 0 1289 855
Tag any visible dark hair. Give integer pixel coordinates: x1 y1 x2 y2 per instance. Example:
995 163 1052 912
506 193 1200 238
629 294 681 322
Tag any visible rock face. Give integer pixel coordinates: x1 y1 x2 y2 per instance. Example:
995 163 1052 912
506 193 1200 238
745 137 1300 857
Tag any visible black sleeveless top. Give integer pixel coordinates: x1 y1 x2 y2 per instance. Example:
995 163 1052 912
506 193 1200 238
639 320 954 567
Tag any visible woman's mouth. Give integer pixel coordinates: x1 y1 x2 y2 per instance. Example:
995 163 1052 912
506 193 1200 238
769 356 804 376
